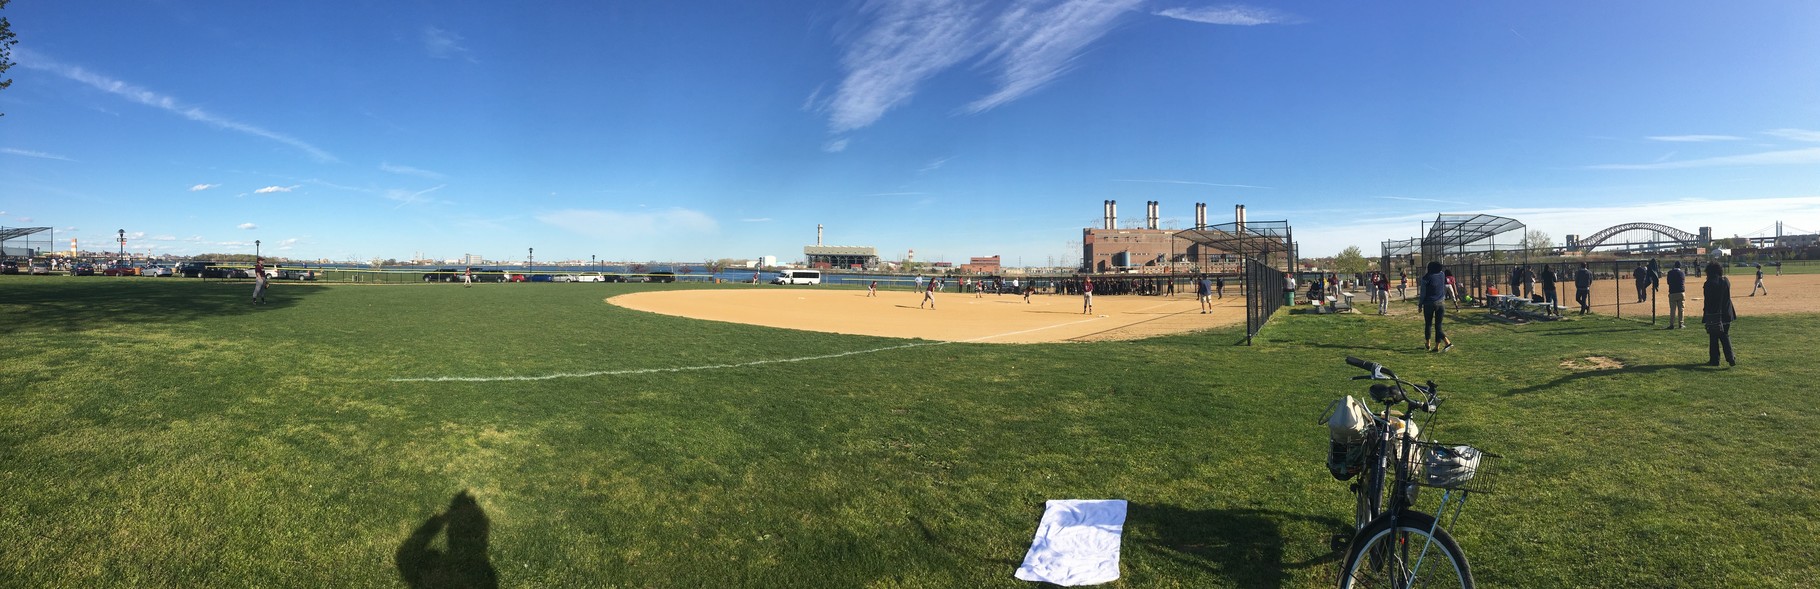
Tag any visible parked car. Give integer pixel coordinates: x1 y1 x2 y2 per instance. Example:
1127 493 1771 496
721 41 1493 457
422 268 462 282
142 264 173 277
0 261 17 275
573 273 613 282
551 274 578 283
29 261 51 275
648 271 677 283
177 261 217 278
528 274 555 282
508 274 527 282
69 263 96 276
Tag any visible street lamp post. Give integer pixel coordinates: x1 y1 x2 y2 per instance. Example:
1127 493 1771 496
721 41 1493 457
591 254 596 274
255 239 262 269
528 248 534 271
117 229 125 264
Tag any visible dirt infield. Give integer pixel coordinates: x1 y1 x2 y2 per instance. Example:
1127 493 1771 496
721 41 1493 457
608 288 1249 343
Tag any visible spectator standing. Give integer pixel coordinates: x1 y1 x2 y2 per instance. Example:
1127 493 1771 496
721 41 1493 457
1521 265 1537 299
1750 263 1769 296
1539 264 1559 316
1444 269 1459 310
1508 266 1522 299
1420 261 1453 352
1702 262 1737 366
1665 262 1686 329
1633 264 1649 302
1375 272 1391 315
1574 262 1594 315
1285 274 1297 305
1215 275 1226 299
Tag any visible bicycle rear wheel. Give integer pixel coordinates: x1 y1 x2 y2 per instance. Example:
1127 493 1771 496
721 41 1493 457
1339 511 1471 589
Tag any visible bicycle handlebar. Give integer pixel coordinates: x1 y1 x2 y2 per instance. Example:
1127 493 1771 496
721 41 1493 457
1343 356 1437 413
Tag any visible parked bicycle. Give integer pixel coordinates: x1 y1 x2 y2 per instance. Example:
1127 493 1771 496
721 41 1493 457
1320 356 1498 588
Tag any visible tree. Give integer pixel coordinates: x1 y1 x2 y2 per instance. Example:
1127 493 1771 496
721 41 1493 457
0 0 14 117
1520 230 1553 252
1333 246 1368 275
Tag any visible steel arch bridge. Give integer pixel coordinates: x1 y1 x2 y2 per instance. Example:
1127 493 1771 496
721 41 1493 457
1572 222 1700 251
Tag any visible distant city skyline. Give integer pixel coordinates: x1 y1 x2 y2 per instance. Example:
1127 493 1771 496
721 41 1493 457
4 1 1819 265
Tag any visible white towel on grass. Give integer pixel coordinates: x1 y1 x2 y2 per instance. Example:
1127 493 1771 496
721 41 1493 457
1014 499 1127 586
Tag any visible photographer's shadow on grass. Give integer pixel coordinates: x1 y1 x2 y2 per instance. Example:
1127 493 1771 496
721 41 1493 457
396 490 498 589
1125 505 1347 589
0 279 325 333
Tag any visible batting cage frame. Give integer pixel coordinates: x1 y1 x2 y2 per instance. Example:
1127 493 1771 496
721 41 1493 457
1176 219 1295 345
0 226 54 259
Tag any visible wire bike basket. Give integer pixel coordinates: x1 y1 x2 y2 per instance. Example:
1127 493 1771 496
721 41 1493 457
1413 442 1501 494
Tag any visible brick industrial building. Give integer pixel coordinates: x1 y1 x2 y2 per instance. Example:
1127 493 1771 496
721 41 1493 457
1082 200 1239 274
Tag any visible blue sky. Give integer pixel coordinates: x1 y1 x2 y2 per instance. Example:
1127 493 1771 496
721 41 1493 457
3 0 1819 265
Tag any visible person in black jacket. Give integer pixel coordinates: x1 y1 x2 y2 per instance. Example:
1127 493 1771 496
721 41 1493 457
1574 262 1594 315
1420 261 1453 352
1665 261 1686 329
1539 264 1559 316
1702 261 1737 366
1632 264 1649 302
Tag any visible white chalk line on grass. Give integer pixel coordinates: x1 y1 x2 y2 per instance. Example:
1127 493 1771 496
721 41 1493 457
388 317 1103 383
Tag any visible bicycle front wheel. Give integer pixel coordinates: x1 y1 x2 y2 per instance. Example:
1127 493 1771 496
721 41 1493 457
1339 511 1472 589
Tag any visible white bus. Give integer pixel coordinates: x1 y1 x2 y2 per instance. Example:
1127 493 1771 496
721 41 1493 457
773 269 822 285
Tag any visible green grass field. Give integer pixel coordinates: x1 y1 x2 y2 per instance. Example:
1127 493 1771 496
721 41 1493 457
2 277 1816 588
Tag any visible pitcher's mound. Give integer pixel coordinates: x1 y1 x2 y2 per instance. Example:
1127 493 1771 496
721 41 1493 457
608 288 1245 343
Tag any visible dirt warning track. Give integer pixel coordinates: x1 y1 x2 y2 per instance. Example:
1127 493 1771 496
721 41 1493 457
608 288 1247 343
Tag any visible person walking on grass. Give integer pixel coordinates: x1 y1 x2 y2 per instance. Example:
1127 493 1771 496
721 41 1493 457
1666 261 1687 329
1574 262 1594 315
1196 275 1213 314
1750 263 1768 296
252 266 270 305
1420 261 1453 353
1397 270 1408 300
1703 261 1737 366
919 276 936 309
1082 277 1095 315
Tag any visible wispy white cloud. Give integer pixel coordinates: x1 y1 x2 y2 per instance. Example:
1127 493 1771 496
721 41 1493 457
1110 178 1275 189
17 50 339 162
189 183 220 192
920 155 955 172
741 218 773 223
151 235 177 241
238 223 258 230
1585 147 1820 170
17 217 34 223
1376 196 1470 206
823 138 851 153
861 191 927 197
536 208 720 239
1652 151 1678 163
1764 128 1820 142
0 147 76 161
825 0 987 134
1153 5 1302 26
1646 134 1743 142
824 0 1140 133
128 231 146 239
384 185 446 208
380 162 447 180
422 26 475 62
254 185 299 194
966 0 1143 113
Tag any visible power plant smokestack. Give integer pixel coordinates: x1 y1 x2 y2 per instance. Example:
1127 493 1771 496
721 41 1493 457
1103 200 1113 230
1146 201 1159 230
1195 203 1207 228
817 224 823 246
1109 200 1118 229
1235 204 1247 234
